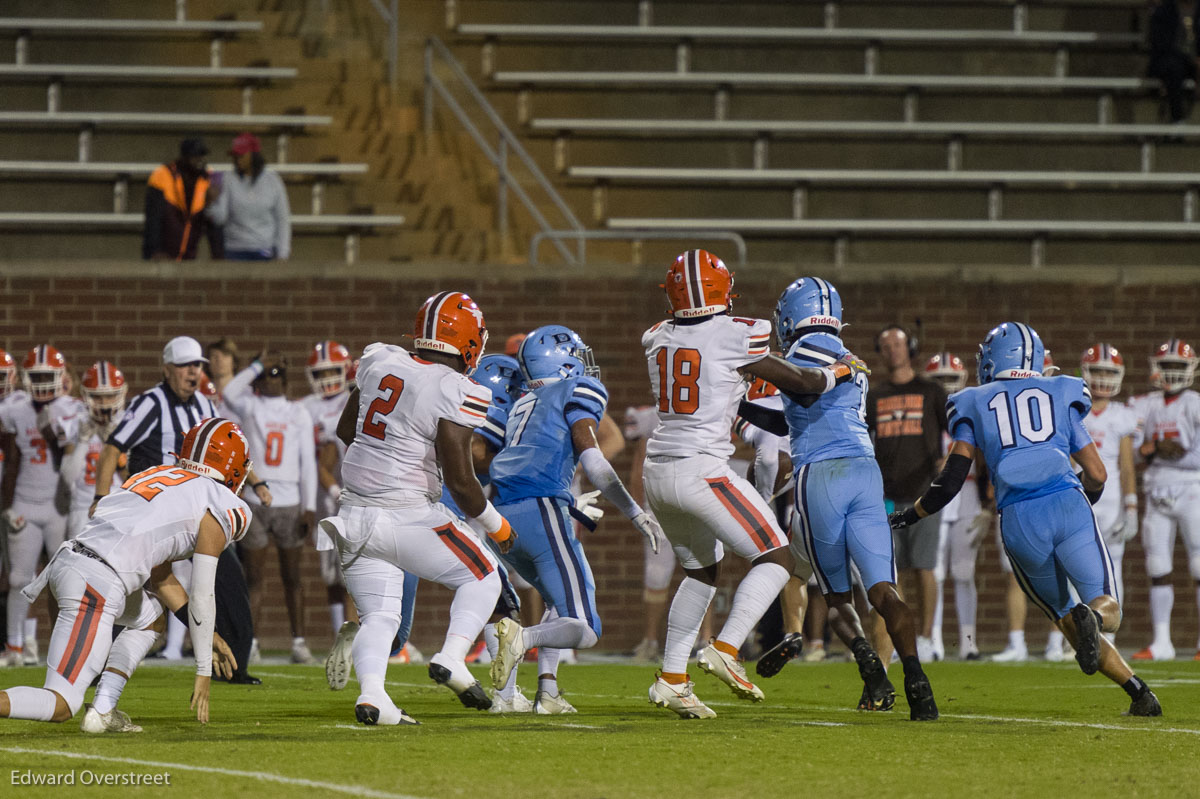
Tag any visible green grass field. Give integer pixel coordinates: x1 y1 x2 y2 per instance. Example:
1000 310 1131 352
2 658 1199 798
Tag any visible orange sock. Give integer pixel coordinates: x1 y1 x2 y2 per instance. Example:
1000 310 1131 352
714 640 739 659
661 671 689 685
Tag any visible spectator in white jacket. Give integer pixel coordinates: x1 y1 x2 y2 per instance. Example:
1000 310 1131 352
221 352 317 664
207 133 291 261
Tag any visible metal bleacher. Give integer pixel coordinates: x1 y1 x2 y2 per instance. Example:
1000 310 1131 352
451 0 1200 266
0 4 403 263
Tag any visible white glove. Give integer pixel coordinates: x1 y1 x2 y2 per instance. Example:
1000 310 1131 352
967 510 994 547
1122 506 1139 542
574 490 604 524
3 508 27 533
632 511 665 555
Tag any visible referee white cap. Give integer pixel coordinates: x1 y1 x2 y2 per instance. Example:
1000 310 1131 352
163 336 209 365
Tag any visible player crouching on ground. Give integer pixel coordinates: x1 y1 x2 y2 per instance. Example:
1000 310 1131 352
0 418 247 729
891 323 1161 717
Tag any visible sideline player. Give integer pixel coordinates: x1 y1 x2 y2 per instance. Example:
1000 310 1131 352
892 322 1160 716
1077 345 1139 644
489 326 663 714
1133 340 1200 661
640 251 867 719
222 353 318 664
59 362 128 541
1 346 80 666
320 291 509 725
0 418 249 729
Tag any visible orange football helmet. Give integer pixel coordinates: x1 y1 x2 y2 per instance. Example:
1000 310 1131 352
1080 343 1125 398
82 361 127 424
1150 339 1198 392
306 340 351 398
1041 348 1061 377
0 349 15 399
199 378 218 398
177 418 252 494
924 352 967 393
413 291 488 371
664 249 734 319
23 345 66 402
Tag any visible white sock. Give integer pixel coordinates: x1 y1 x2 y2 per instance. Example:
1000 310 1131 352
6 587 29 648
23 617 36 646
523 616 595 650
1008 629 1026 648
330 602 345 633
2 686 57 721
960 624 977 653
443 572 500 660
93 671 128 715
538 646 561 679
1046 630 1064 650
483 623 499 660
164 614 186 658
955 579 978 632
932 579 944 645
1150 584 1174 647
538 674 559 697
716 563 789 651
293 636 306 648
353 615 398 695
499 653 520 700
663 577 716 675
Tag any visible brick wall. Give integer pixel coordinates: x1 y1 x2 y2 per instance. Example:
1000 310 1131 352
5 261 1199 656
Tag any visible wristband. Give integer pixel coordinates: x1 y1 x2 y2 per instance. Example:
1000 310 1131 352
93 493 106 503
1123 493 1138 509
251 481 268 489
469 501 506 539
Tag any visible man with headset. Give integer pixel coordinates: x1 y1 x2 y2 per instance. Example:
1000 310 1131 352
866 326 948 662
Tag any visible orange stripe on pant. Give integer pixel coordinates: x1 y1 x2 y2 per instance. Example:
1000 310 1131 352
57 586 106 684
705 477 784 553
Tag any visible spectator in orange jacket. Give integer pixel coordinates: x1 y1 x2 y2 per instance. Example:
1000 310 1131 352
142 138 224 261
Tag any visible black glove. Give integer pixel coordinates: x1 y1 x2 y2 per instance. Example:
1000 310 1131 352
888 507 920 530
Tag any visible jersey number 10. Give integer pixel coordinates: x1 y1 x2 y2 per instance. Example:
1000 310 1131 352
987 387 1055 447
655 347 702 415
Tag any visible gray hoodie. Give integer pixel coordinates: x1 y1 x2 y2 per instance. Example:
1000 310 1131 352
207 168 291 259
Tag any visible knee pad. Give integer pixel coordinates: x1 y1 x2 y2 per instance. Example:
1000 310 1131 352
360 608 403 631
950 559 976 584
579 625 599 649
1145 549 1174 580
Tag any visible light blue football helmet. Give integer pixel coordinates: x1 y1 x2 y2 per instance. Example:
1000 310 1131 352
472 354 523 411
977 322 1045 384
774 277 843 350
517 325 600 387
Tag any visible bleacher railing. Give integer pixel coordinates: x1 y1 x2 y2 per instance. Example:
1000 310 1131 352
424 36 584 265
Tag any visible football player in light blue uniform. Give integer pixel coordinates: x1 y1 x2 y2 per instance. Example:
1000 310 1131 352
772 277 937 721
488 326 664 713
892 322 1161 716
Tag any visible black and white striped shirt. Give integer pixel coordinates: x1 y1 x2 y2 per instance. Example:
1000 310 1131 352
108 382 217 475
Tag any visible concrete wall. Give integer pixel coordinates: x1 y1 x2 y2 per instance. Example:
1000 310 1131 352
5 258 1198 655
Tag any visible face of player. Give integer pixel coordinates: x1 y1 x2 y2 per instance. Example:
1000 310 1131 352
165 361 204 399
258 373 286 397
207 349 235 380
878 330 912 371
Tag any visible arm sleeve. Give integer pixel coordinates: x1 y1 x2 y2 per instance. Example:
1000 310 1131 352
916 452 973 516
188 553 219 676
298 407 317 512
220 361 264 417
273 172 291 259
565 377 608 427
578 446 643 519
736 399 789 437
107 393 159 452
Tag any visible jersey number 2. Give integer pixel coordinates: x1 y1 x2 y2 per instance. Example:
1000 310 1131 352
362 375 405 441
987 388 1055 447
655 348 702 415
122 466 199 500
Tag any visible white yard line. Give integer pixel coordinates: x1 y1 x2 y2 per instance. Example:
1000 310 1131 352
0 747 428 799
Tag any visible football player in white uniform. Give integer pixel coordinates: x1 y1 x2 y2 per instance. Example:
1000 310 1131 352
0 418 248 730
0 346 82 666
924 353 991 661
320 291 510 725
1077 345 1139 636
1133 339 1200 661
58 362 128 542
222 353 318 664
641 250 866 718
302 340 358 639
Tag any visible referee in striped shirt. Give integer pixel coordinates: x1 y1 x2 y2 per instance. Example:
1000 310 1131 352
91 335 266 683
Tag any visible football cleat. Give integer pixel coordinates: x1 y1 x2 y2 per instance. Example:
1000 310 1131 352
248 638 262 665
1 646 22 667
1070 605 1101 675
755 632 803 679
21 638 39 666
904 674 939 721
81 704 143 734
991 642 1029 662
325 621 359 691
1125 689 1163 717
465 639 491 664
291 640 315 665
631 638 659 664
803 641 827 662
1132 642 1175 661
534 690 577 715
697 644 764 702
489 690 533 714
490 618 526 691
429 653 492 711
648 675 716 719
853 642 896 711
355 699 419 726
